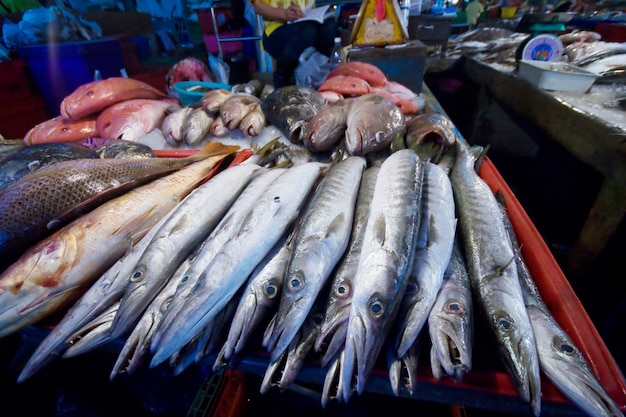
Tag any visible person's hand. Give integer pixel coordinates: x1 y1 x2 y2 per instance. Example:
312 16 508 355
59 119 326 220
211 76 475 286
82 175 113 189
286 2 305 21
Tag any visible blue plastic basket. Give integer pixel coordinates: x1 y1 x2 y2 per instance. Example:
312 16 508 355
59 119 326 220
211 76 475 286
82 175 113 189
173 81 232 107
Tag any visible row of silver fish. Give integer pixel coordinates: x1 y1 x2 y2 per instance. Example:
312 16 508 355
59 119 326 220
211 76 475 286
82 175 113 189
4 140 622 417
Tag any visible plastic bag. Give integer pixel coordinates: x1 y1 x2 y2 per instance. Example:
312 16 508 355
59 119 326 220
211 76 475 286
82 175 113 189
208 53 230 85
295 47 331 89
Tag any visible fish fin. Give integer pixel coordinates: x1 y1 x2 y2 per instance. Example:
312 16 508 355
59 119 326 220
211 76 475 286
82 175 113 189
19 286 83 315
473 144 490 174
326 213 347 239
191 141 240 161
372 215 386 246
110 205 160 243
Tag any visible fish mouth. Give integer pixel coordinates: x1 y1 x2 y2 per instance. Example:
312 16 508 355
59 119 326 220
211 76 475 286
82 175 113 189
386 342 419 396
288 121 306 144
110 310 156 380
266 296 306 362
316 306 351 366
223 292 259 359
430 318 471 381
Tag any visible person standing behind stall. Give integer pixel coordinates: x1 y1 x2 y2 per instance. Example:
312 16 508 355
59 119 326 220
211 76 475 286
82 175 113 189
249 0 337 87
465 0 485 27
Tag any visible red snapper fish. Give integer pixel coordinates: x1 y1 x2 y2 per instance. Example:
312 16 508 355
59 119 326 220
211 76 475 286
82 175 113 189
0 142 238 340
60 77 168 121
326 61 388 88
24 116 98 145
96 98 179 142
318 75 371 97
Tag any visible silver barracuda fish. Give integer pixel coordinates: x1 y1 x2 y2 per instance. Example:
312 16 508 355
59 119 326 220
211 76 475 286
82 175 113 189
214 231 293 371
450 139 541 417
261 298 326 394
315 162 381 367
341 149 425 400
498 194 624 417
148 167 285 351
0 142 237 342
264 156 366 362
428 238 473 383
61 300 121 358
109 163 264 341
17 218 168 383
392 161 457 359
110 257 193 380
149 161 327 367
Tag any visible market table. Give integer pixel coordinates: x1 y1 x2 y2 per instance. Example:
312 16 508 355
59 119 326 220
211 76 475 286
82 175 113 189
445 55 626 281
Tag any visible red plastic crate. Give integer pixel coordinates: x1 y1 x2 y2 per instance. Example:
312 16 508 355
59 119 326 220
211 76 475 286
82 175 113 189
202 30 244 56
196 7 235 35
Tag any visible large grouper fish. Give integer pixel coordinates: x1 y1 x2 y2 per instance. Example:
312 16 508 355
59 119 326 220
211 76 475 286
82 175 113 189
0 142 238 340
261 85 326 144
0 143 235 265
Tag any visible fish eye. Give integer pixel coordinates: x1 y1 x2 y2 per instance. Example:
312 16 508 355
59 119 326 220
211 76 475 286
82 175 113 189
287 271 305 291
311 313 323 327
554 337 577 355
86 90 94 97
405 282 418 295
274 196 281 203
161 297 172 312
334 281 351 298
264 279 279 298
62 127 69 132
130 267 145 282
181 274 189 283
493 313 514 331
445 300 464 314
368 298 385 318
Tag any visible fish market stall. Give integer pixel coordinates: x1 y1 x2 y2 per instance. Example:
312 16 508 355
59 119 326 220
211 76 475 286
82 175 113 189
1 51 626 417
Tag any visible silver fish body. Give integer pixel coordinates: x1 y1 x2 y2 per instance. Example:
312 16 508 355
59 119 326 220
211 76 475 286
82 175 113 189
149 162 326 367
428 238 473 383
341 149 424 399
149 167 284 351
214 232 293 370
110 163 263 340
315 162 380 366
450 139 541 416
500 197 624 417
264 156 366 362
0 144 235 342
392 161 457 359
345 93 406 156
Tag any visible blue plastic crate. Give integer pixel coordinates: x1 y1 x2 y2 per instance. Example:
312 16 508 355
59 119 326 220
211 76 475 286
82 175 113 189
18 39 126 117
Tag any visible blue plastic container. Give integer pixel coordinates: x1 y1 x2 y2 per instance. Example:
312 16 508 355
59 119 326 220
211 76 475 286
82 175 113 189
18 39 126 116
173 81 232 107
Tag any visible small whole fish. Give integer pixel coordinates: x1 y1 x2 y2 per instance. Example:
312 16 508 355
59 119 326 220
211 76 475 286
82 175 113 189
326 61 388 88
94 140 156 159
261 85 327 144
302 98 354 153
0 142 98 191
318 75 372 97
201 88 232 114
96 98 178 142
182 107 215 145
0 152 219 262
265 156 366 362
450 139 541 417
0 143 237 341
60 77 168 121
220 94 262 131
161 106 194 146
392 112 457 162
149 161 327 368
239 105 266 138
24 116 98 145
345 93 406 156
210 115 229 137
427 238 473 383
341 149 424 400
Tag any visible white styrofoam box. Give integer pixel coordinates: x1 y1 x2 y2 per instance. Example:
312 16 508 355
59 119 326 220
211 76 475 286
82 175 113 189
518 60 598 92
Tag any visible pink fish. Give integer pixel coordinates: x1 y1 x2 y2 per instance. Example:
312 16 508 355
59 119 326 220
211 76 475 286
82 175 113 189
326 61 388 88
24 116 98 145
60 77 168 121
96 99 179 142
370 87 420 115
318 75 371 97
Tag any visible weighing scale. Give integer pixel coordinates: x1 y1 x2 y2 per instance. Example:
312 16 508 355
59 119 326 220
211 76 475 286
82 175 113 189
514 12 576 62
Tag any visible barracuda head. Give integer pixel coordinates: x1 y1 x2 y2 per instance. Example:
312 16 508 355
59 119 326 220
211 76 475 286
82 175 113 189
387 341 420 397
316 275 353 366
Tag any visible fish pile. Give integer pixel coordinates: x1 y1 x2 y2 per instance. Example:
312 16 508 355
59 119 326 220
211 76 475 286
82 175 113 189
0 127 621 417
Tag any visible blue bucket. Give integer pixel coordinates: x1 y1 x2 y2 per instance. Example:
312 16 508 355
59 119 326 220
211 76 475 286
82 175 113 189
173 81 232 107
